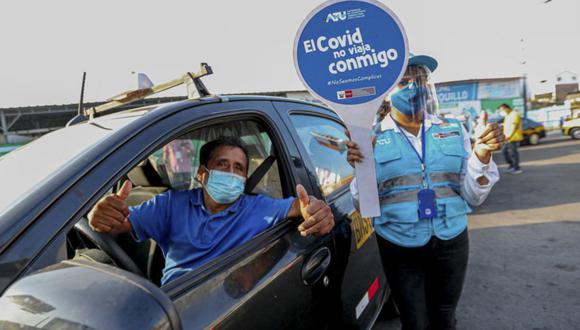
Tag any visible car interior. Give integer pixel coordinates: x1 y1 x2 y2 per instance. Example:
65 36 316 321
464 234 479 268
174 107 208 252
66 120 289 286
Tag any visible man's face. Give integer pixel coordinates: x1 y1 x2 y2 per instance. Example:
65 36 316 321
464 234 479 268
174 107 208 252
500 106 511 115
197 145 248 184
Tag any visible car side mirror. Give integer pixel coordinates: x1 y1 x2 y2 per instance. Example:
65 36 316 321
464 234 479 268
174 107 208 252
0 259 181 330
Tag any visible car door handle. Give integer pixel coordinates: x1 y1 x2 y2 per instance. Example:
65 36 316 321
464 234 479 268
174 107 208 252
301 247 331 286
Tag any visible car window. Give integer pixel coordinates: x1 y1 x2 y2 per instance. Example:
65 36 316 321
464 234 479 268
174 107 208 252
147 120 283 199
290 114 353 196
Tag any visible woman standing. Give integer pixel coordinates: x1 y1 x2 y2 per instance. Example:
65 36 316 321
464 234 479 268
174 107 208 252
347 53 503 330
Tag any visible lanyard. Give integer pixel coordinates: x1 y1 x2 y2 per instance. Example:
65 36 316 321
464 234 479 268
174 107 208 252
392 115 429 189
392 114 426 172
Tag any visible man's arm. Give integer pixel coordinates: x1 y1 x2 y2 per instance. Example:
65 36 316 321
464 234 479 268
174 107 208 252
88 181 133 234
287 184 334 236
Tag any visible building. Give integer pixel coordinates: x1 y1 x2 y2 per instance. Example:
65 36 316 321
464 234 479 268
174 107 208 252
531 71 579 108
555 71 579 104
0 97 184 144
434 76 526 119
565 91 580 117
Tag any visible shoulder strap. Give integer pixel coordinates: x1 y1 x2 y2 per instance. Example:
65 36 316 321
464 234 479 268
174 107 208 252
244 154 276 194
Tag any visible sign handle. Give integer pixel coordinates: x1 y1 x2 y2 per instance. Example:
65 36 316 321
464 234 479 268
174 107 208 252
349 125 381 217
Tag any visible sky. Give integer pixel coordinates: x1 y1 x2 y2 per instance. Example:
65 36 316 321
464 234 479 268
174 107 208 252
0 0 578 108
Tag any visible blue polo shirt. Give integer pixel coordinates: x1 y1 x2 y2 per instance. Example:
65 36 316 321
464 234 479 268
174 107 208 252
128 188 294 285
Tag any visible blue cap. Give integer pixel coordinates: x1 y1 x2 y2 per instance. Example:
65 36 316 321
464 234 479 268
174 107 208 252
408 53 438 72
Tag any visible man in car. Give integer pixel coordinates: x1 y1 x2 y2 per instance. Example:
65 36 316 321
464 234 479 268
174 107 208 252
88 137 335 285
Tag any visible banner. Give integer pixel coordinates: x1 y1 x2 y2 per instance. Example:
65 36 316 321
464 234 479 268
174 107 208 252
436 82 478 104
478 80 523 99
294 0 408 217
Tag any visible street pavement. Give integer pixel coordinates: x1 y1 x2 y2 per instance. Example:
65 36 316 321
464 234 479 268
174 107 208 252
374 132 580 330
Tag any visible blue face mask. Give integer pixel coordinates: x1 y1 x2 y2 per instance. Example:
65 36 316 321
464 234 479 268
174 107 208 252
202 167 245 204
391 82 421 116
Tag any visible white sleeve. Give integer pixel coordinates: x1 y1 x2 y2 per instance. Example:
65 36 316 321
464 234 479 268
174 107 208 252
460 126 500 206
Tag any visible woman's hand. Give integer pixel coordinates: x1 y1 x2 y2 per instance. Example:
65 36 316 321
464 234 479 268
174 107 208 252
346 141 364 167
473 123 504 164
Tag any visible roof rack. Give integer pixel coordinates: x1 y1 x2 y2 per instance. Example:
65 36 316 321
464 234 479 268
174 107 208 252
67 63 213 126
88 63 213 117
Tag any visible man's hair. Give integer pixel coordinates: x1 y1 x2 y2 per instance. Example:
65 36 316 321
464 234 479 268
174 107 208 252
199 136 249 169
498 103 512 110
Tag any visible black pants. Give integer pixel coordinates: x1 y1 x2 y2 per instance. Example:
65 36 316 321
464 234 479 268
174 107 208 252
377 230 469 330
502 141 520 170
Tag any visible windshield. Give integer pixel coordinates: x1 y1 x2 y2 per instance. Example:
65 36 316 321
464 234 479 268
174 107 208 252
0 112 144 217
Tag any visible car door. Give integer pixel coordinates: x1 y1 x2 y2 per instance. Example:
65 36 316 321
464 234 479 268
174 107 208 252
154 100 337 329
273 100 388 328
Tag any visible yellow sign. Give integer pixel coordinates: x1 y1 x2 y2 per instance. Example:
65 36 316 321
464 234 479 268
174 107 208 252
349 210 375 249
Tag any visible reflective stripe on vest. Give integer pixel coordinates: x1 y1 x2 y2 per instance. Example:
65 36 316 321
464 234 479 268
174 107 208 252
378 174 423 191
380 187 460 204
379 172 460 193
430 172 460 185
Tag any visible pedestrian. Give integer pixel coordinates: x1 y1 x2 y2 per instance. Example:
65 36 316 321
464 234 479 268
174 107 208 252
499 103 524 174
346 53 503 330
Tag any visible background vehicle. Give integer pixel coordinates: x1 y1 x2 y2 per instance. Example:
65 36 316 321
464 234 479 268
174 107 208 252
562 116 580 140
521 118 546 145
489 116 546 145
0 71 389 329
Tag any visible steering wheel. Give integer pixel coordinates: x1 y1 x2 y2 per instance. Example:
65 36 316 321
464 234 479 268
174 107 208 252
74 217 144 277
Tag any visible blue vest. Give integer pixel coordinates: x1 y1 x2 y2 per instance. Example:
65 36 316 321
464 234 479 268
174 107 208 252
373 119 471 247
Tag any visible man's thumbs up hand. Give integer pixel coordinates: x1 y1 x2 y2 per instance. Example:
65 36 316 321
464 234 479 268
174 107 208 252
296 184 310 210
296 184 334 237
116 180 133 201
88 180 132 234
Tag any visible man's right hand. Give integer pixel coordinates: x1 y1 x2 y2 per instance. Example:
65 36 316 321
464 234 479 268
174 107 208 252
88 180 133 234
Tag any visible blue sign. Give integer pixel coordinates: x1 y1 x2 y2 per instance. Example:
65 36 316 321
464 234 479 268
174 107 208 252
436 83 478 104
294 0 408 106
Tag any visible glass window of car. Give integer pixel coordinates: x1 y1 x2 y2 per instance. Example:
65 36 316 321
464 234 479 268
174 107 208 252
146 120 283 199
290 114 353 196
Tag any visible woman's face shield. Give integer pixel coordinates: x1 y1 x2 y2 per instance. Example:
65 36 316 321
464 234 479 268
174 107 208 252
387 65 439 120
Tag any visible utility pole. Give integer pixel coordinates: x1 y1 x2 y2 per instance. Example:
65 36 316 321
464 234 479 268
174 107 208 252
523 75 528 118
520 37 528 118
0 110 7 144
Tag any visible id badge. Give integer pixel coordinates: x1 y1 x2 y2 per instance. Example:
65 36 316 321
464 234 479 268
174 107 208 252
418 189 437 219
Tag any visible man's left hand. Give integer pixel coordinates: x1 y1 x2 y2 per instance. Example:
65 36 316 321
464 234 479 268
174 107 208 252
295 184 334 236
473 123 505 164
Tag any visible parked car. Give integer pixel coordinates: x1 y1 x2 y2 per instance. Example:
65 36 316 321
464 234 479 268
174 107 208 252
489 116 546 145
0 71 390 329
562 116 580 140
522 118 546 145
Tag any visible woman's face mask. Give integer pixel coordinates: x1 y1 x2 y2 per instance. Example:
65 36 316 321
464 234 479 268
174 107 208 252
390 82 421 116
201 166 245 204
